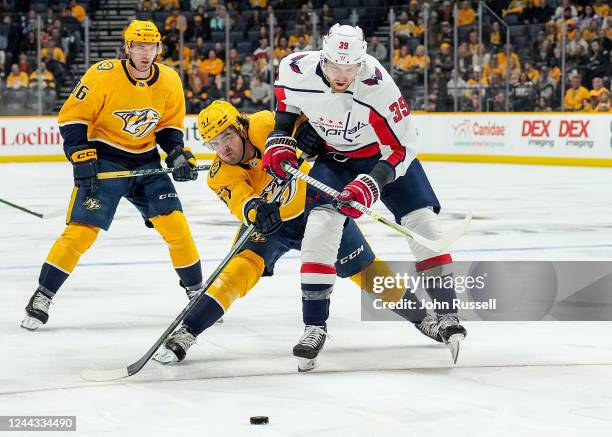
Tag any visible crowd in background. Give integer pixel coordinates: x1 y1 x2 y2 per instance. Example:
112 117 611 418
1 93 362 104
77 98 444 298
0 0 610 113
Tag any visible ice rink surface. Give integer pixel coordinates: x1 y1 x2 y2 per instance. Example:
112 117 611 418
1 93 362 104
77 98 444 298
1 161 612 436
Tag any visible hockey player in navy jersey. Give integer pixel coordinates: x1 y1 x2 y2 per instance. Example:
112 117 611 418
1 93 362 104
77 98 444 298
263 24 467 362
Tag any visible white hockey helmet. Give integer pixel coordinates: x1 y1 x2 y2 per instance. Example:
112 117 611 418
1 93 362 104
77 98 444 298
321 23 367 66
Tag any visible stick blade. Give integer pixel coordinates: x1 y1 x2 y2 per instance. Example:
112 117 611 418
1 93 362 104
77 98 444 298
412 211 472 252
80 367 129 382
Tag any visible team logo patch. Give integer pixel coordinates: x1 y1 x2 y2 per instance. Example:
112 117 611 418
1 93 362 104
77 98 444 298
289 54 308 74
83 197 101 210
113 108 161 138
210 160 221 178
250 232 267 243
261 178 298 206
362 67 383 86
96 61 114 71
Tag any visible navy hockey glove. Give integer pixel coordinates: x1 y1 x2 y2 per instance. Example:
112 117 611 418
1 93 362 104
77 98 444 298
244 197 283 235
294 121 326 157
69 145 99 191
165 146 198 182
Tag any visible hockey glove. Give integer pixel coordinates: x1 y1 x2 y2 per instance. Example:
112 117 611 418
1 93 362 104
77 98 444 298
335 174 380 219
69 145 99 191
262 131 298 180
165 146 198 182
244 197 283 235
294 121 326 158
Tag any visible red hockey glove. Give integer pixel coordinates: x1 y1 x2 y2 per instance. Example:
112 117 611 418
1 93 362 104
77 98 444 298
335 174 380 219
262 131 298 179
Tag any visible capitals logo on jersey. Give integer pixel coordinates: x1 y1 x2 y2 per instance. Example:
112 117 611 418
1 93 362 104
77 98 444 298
289 54 309 74
113 108 161 138
362 66 383 86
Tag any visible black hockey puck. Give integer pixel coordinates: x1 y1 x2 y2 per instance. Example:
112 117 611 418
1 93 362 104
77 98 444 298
250 416 269 425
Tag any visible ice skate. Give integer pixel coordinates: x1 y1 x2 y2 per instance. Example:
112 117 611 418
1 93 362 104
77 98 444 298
153 326 196 364
21 289 52 331
414 313 443 343
293 325 327 372
437 314 467 364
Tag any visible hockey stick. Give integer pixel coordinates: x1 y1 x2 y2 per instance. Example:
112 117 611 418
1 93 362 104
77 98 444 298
80 168 299 382
282 164 471 253
0 197 65 220
96 164 212 180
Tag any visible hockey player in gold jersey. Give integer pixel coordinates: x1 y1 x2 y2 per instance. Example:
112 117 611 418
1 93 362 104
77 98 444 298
153 101 442 371
21 20 204 330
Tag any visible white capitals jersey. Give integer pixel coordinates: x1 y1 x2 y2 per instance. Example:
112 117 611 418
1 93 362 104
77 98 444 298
275 51 417 180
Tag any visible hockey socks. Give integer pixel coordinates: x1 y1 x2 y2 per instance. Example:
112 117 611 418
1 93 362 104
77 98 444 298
183 293 225 336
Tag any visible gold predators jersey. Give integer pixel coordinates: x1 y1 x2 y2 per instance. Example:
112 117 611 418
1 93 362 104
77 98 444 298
58 59 185 154
207 111 310 223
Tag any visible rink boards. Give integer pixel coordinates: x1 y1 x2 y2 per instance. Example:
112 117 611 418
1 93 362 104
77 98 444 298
0 112 610 166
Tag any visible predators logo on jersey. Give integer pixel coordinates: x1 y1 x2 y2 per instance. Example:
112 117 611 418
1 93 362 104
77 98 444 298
261 178 298 206
113 108 161 138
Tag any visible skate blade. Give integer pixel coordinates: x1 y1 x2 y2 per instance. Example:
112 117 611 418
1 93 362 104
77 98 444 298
21 316 43 331
297 357 317 373
445 333 464 364
153 348 179 365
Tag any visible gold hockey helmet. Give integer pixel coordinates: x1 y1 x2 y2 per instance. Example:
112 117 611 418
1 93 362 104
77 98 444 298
198 100 243 148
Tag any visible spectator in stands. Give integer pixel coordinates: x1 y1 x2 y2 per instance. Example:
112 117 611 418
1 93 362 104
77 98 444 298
162 50 181 72
536 65 557 102
593 0 609 19
162 20 180 59
208 73 226 101
321 3 335 30
6 63 28 89
229 74 250 109
159 0 179 11
435 21 453 47
17 53 30 74
429 66 448 104
491 91 507 112
253 37 269 69
288 25 310 49
508 57 521 85
186 74 208 114
447 69 468 101
393 11 413 44
512 72 535 110
296 3 312 27
210 6 228 31
226 47 242 78
165 8 188 34
564 73 590 111
240 54 256 79
274 36 291 61
577 5 602 30
502 0 525 25
483 55 505 81
590 77 610 103
456 42 474 76
193 6 211 40
581 95 594 112
200 49 225 77
367 36 388 64
467 29 480 56
522 0 554 24
585 40 609 85
524 60 540 82
566 28 589 60
291 34 312 52
21 31 37 56
193 37 207 60
412 14 425 40
489 21 503 49
554 0 577 21
463 91 481 111
136 0 158 12
497 44 521 72
410 44 429 74
582 18 601 43
60 7 82 64
436 1 454 26
41 40 66 65
250 0 267 10
29 62 55 90
457 1 476 27
594 89 611 112
536 96 553 111
394 44 412 76
70 0 86 23
249 74 271 109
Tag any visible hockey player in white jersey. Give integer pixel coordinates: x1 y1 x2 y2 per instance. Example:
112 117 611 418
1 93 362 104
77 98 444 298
262 24 467 363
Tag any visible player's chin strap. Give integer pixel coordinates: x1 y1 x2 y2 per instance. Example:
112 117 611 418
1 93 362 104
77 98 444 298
281 163 471 253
